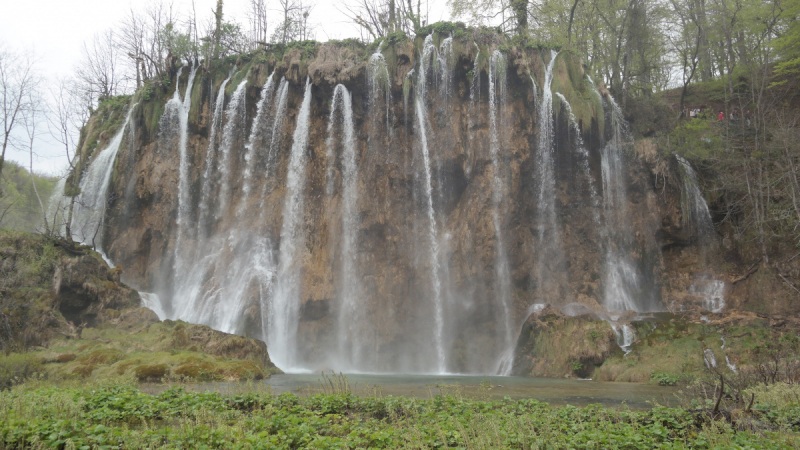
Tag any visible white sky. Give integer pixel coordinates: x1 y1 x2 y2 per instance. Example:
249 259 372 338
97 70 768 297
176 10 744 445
0 0 450 175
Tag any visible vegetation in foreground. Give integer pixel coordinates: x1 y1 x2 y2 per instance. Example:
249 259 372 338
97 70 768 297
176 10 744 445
0 376 797 449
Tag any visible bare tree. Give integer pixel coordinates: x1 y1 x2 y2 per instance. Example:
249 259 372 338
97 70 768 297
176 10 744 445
273 0 315 44
48 78 90 238
0 43 37 195
119 7 148 89
20 88 48 234
339 0 392 42
75 29 125 106
248 0 269 48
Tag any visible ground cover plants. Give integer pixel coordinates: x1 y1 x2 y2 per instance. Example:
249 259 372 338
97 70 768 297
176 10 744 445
0 376 798 449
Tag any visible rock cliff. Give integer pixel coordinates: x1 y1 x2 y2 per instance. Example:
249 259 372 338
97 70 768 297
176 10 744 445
61 28 798 375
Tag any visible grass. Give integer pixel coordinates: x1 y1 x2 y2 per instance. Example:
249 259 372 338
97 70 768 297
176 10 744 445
0 378 797 448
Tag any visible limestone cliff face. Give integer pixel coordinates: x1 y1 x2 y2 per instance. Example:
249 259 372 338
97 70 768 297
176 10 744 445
73 32 785 375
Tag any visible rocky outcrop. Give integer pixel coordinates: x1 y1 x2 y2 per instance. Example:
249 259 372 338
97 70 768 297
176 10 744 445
0 231 140 348
511 307 618 378
69 30 798 374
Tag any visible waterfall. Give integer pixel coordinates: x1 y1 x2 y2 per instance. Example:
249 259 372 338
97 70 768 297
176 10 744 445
326 84 363 370
676 155 715 241
238 72 276 216
600 96 649 313
45 177 68 236
689 279 725 313
533 50 563 302
612 323 636 355
488 51 514 375
529 74 538 107
172 64 199 271
555 93 600 217
438 36 454 103
466 43 481 176
198 73 232 237
367 52 392 135
703 348 718 368
403 69 414 126
269 78 313 371
415 35 446 373
140 292 166 320
215 79 248 220
258 78 290 212
70 102 138 256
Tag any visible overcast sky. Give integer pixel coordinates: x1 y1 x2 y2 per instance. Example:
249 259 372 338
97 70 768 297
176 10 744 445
0 0 450 176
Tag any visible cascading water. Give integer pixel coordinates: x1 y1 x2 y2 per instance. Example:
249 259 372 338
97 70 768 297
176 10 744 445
613 323 636 355
258 78 290 211
167 70 278 337
367 52 392 136
172 64 199 271
215 79 248 220
533 50 564 302
46 177 68 235
676 155 714 240
91 42 680 376
69 102 139 256
488 51 515 375
529 74 538 107
269 78 313 371
600 96 651 313
415 35 446 373
466 44 481 176
555 93 600 218
676 154 726 312
198 73 232 236
438 36 454 104
326 84 363 370
238 72 276 216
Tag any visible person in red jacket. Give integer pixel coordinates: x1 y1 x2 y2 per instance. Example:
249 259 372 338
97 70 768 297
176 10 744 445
718 111 724 121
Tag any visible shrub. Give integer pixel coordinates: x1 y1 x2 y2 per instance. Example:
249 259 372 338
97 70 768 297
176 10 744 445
134 364 169 381
0 353 43 389
56 353 77 363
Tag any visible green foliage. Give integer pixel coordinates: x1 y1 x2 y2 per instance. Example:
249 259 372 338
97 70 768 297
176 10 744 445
0 161 56 232
650 370 692 386
286 40 318 58
0 354 43 390
0 383 797 448
158 23 196 62
666 116 722 160
416 21 468 38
